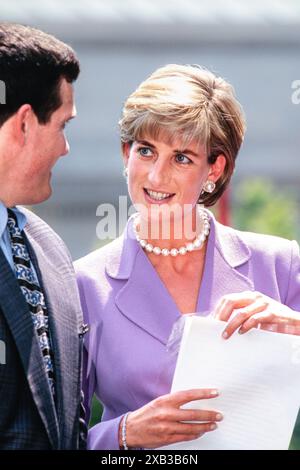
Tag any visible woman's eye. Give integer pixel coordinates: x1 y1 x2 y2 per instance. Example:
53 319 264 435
138 147 152 157
175 153 192 164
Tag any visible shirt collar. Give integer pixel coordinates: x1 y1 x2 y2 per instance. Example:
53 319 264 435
0 200 27 238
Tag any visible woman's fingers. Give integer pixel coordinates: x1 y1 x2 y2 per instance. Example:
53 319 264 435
223 306 299 337
213 291 300 339
215 291 300 339
155 428 214 447
238 311 276 334
156 389 222 424
222 300 268 338
175 408 223 423
171 421 218 435
260 322 300 335
166 432 205 445
125 389 222 448
214 292 256 321
169 388 219 407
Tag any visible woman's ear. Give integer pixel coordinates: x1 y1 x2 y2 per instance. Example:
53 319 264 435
122 142 131 168
208 154 227 183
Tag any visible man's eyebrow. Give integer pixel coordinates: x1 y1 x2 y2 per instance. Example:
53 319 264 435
62 115 75 124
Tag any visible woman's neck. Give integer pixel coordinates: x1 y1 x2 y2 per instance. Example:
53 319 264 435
137 206 204 250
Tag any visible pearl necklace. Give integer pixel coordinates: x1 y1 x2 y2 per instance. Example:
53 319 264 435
132 207 210 257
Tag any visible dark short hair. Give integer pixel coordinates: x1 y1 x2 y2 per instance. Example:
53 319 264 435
0 23 80 126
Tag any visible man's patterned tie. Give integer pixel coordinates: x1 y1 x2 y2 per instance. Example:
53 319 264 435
7 209 55 398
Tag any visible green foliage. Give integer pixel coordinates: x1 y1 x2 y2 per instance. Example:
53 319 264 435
89 395 103 428
289 409 300 450
232 178 300 241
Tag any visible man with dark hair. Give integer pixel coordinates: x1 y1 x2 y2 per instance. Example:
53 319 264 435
0 23 86 449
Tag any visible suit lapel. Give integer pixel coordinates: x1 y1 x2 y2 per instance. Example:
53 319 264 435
24 230 80 449
106 217 180 345
107 212 254 345
0 247 59 449
197 215 254 314
115 248 181 345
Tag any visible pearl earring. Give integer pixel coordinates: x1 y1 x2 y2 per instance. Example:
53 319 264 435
123 167 128 181
203 180 216 193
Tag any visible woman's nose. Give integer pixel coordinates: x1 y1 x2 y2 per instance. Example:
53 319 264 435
148 159 170 187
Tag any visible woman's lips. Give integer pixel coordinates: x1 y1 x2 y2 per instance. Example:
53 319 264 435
143 188 175 205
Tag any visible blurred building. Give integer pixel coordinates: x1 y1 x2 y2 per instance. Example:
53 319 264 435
1 0 300 258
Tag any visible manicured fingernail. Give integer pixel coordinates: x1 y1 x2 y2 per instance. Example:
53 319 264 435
210 423 217 430
216 413 223 421
211 390 219 396
238 329 244 334
222 331 228 339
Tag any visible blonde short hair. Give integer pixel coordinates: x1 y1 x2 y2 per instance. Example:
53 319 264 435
119 64 246 206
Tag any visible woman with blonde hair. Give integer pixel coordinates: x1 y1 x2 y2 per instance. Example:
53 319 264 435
75 64 300 449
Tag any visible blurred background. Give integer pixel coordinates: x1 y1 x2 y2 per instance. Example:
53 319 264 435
2 0 300 448
2 0 300 258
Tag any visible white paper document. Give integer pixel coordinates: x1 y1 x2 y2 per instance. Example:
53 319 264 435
160 316 300 450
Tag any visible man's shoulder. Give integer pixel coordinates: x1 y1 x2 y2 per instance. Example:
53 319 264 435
75 237 121 274
20 206 63 241
20 206 72 260
20 205 53 228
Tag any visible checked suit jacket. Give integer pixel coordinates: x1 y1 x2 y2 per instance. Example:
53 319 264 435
0 207 86 449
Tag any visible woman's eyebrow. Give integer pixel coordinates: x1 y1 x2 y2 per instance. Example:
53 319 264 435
174 148 199 157
136 140 199 158
136 140 156 149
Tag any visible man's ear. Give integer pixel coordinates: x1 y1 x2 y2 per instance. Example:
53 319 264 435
208 154 227 183
12 104 35 145
122 142 131 167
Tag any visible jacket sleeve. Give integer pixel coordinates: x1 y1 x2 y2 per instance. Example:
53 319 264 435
75 267 128 450
284 240 300 311
82 343 124 450
88 414 125 450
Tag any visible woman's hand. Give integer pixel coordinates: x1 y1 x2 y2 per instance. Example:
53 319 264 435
214 291 300 339
119 388 222 449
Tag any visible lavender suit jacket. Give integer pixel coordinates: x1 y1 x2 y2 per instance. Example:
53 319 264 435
75 211 300 450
